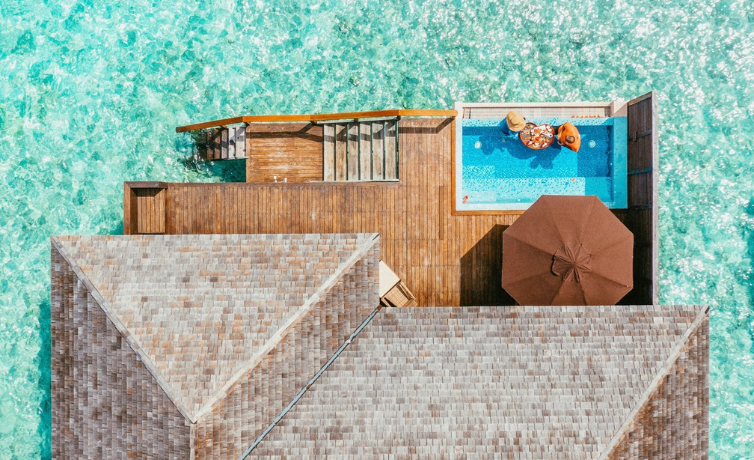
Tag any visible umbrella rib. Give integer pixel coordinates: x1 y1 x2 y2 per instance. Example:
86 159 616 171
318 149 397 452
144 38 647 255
589 237 632 255
585 271 632 288
548 279 589 305
504 271 555 289
578 197 598 243
505 233 555 256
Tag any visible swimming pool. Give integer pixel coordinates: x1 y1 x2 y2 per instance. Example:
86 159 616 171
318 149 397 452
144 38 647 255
455 116 627 211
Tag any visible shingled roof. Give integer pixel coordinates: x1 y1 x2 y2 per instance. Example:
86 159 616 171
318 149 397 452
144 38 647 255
251 305 708 458
52 233 379 423
52 234 707 459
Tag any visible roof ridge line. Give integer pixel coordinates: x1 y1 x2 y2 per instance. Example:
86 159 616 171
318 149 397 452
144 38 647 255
193 233 380 422
240 305 383 459
596 304 710 460
51 236 198 423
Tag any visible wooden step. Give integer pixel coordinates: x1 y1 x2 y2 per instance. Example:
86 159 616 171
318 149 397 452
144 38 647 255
359 122 371 180
384 120 397 180
335 124 348 181
201 126 247 161
347 123 359 180
322 119 399 182
323 125 335 181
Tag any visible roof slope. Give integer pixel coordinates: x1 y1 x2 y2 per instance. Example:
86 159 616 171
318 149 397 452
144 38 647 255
252 305 704 458
52 233 376 421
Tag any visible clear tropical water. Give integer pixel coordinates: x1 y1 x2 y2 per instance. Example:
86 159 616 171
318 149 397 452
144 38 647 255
1 0 753 458
460 117 625 208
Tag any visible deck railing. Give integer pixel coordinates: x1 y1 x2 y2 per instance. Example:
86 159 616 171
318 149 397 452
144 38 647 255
175 109 457 133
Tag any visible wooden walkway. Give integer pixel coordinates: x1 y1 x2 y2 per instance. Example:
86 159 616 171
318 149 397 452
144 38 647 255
127 96 658 306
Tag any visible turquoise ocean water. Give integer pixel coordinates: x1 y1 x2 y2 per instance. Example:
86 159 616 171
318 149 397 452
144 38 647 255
1 0 753 457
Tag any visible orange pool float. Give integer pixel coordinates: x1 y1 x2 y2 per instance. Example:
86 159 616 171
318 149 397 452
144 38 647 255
557 122 581 152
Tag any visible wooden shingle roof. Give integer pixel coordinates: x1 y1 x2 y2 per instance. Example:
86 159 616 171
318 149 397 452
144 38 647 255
52 233 377 422
251 305 707 458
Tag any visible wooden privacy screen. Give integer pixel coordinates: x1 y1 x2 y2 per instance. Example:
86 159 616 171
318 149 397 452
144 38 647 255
620 92 659 305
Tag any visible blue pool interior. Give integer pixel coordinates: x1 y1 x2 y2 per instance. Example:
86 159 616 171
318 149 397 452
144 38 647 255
457 117 627 210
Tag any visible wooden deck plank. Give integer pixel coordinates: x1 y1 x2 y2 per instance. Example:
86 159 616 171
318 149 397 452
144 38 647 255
335 124 347 181
236 125 246 159
359 122 371 180
347 123 359 180
221 128 229 160
228 126 236 159
384 120 397 180
372 122 384 180
323 125 335 181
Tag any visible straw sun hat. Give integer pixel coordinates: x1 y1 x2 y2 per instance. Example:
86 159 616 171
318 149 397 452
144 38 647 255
506 111 526 132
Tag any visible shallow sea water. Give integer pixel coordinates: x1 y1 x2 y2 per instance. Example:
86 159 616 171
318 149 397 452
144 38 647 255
1 0 753 457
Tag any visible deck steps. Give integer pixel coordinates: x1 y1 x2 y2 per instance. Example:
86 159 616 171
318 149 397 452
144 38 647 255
323 120 398 181
202 126 247 161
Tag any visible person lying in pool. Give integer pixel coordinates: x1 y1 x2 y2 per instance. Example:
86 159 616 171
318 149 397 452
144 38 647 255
557 122 581 152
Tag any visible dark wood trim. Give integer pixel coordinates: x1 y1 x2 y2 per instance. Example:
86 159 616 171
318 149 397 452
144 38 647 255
128 182 169 189
123 183 132 235
176 109 458 133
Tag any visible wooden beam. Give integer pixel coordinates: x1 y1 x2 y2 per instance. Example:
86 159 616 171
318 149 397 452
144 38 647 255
176 110 458 133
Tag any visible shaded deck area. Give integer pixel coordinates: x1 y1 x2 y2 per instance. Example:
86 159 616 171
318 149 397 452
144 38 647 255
127 95 657 306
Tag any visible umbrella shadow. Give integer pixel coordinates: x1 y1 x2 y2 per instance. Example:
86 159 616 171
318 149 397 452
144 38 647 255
460 224 517 306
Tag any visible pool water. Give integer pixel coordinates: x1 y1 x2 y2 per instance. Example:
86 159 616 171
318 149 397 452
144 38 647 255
2 1 754 458
459 117 627 209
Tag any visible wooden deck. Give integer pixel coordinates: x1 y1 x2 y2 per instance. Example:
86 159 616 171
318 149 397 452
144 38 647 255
246 123 323 182
127 96 659 306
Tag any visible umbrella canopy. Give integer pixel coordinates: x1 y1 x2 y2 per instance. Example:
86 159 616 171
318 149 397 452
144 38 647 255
502 195 633 305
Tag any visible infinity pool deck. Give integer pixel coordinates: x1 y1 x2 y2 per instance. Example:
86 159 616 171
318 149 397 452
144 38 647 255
125 94 657 306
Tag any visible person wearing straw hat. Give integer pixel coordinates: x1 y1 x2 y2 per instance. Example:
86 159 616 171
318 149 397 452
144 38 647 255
504 111 526 134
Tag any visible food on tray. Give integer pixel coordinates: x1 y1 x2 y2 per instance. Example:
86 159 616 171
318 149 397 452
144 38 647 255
519 122 555 150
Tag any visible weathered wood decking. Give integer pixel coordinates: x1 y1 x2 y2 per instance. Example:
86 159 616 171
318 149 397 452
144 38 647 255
127 95 659 306
246 123 323 182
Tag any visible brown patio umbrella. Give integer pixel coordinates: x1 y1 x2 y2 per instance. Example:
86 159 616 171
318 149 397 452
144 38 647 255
502 195 633 305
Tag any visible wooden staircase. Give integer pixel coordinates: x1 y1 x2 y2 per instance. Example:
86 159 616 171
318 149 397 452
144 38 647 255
323 120 398 181
202 126 248 160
